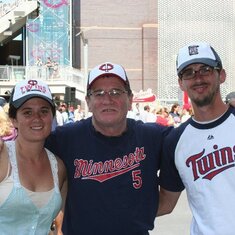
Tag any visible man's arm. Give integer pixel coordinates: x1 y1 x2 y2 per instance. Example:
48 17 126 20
157 187 182 216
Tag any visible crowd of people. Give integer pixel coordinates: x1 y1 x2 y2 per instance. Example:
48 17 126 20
0 42 235 235
53 100 193 130
35 57 60 80
52 103 85 130
127 102 193 127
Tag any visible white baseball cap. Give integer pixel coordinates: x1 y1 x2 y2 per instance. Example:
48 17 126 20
87 62 131 91
176 42 222 75
10 79 54 108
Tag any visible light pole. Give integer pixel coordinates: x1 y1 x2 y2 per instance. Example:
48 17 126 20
75 30 89 117
75 30 89 92
75 26 98 87
75 26 97 117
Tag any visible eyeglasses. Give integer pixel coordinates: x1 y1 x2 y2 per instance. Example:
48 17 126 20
179 66 220 80
88 88 128 98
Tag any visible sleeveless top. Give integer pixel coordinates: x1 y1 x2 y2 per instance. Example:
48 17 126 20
0 141 62 235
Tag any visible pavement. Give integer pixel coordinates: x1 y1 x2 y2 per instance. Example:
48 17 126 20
150 191 192 235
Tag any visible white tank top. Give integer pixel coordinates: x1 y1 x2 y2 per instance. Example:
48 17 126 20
0 168 54 208
0 141 62 235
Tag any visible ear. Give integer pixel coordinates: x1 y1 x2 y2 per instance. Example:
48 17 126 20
128 94 133 111
10 118 18 129
85 96 92 112
219 69 226 84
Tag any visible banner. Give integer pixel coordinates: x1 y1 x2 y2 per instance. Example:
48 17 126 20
27 0 70 66
132 89 156 103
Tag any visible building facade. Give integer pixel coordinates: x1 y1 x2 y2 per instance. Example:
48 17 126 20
74 0 158 94
1 0 235 105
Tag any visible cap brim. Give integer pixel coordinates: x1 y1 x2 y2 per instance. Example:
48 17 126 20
87 73 128 90
177 58 219 75
12 94 55 109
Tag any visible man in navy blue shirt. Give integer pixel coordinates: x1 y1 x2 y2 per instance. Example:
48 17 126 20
46 62 172 235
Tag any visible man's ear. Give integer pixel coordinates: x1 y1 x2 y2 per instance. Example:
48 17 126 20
128 94 133 111
219 69 226 84
85 96 92 112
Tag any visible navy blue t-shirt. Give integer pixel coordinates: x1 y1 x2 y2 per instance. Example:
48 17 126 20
46 117 170 235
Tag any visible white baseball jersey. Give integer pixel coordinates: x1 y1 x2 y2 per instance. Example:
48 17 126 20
160 106 235 235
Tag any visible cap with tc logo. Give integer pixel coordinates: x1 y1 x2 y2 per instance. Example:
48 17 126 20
87 62 130 91
9 79 54 109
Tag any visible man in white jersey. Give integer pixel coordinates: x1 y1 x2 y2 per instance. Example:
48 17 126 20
158 42 235 235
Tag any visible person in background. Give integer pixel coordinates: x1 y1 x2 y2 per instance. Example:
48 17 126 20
156 106 174 126
60 103 69 124
45 57 53 79
180 103 193 123
158 42 235 235
68 106 75 123
45 62 172 235
0 79 67 234
0 97 7 109
132 102 141 120
142 105 156 123
35 57 43 78
225 91 235 107
52 61 59 79
51 103 64 131
0 108 17 141
74 104 84 121
169 103 181 127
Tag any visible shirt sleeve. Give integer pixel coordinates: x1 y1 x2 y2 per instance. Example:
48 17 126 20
159 128 185 192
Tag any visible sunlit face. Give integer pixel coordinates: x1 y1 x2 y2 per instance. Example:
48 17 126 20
178 63 226 107
12 98 54 142
86 76 133 134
